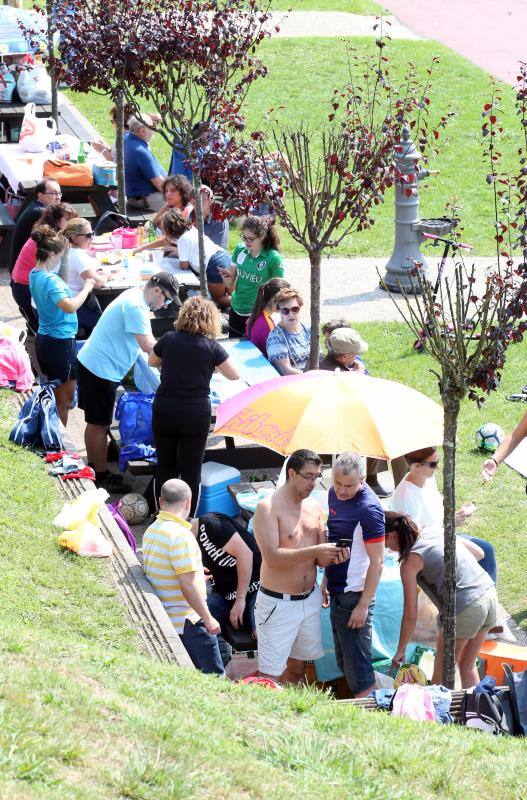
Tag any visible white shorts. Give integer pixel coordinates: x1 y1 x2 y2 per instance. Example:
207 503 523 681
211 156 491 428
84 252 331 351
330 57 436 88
254 585 324 677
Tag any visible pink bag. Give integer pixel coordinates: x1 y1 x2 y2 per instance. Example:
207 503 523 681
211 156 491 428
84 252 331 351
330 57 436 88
111 228 137 249
390 684 436 722
0 330 33 392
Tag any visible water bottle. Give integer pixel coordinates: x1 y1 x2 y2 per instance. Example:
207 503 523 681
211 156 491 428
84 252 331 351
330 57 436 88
122 254 129 271
148 222 156 243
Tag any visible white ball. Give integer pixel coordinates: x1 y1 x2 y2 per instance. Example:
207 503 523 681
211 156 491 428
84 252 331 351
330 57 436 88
119 493 149 524
475 423 504 453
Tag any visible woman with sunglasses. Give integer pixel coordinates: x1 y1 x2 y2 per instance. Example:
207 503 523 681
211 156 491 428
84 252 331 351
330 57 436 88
62 218 108 335
384 510 498 688
29 226 95 425
265 287 311 375
392 446 497 584
219 216 284 339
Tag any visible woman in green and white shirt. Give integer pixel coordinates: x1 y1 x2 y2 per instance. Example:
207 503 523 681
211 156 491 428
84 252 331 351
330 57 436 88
219 216 284 338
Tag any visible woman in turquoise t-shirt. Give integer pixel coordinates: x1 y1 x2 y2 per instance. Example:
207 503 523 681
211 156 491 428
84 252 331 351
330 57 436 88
29 225 95 426
219 216 284 338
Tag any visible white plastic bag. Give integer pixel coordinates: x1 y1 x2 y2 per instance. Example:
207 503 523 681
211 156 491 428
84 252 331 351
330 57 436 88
0 64 16 103
17 66 52 105
19 103 57 153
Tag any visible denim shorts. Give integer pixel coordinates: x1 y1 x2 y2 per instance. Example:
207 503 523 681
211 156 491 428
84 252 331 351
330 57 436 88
36 335 77 384
329 590 375 695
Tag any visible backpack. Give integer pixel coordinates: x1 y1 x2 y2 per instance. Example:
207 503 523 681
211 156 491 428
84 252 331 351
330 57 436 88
9 381 62 451
502 664 527 737
460 690 510 735
115 391 155 447
390 683 436 722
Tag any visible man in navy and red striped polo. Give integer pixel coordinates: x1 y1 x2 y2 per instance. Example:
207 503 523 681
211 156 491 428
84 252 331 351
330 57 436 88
325 451 386 697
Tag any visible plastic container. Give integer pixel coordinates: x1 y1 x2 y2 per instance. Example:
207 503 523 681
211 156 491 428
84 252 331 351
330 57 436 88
92 162 117 187
196 461 241 516
478 641 527 683
112 227 137 249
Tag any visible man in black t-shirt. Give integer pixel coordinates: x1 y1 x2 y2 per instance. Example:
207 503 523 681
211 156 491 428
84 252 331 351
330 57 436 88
191 512 261 660
10 179 62 271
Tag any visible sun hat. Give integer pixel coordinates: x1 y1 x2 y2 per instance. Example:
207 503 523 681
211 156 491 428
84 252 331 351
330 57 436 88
329 327 369 356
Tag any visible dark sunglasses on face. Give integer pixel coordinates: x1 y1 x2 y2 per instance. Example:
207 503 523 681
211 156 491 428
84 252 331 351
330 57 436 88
280 306 300 315
421 459 439 468
81 231 94 238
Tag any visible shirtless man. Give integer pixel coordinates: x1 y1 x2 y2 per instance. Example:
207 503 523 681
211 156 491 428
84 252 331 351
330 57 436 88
253 449 349 684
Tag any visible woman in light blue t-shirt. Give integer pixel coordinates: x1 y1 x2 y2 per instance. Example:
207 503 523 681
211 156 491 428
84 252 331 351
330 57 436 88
29 225 95 425
266 287 311 374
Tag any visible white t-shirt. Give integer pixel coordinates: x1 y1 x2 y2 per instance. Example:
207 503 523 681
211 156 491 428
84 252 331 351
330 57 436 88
177 227 221 271
391 475 444 533
67 248 99 293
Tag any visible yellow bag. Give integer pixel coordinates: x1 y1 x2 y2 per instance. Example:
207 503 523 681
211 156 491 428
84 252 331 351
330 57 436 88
394 663 428 689
43 158 93 187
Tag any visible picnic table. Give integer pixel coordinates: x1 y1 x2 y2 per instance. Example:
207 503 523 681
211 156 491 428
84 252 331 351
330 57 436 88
0 140 115 216
134 338 279 408
111 339 282 489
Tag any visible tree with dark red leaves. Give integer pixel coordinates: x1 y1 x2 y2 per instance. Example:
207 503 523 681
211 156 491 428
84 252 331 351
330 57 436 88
385 71 527 688
207 32 450 368
119 0 274 294
40 0 142 213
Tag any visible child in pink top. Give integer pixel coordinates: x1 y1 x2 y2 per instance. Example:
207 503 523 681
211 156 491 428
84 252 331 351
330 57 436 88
245 277 290 358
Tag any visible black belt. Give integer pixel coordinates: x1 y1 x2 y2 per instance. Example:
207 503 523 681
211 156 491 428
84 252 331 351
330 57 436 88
260 585 316 602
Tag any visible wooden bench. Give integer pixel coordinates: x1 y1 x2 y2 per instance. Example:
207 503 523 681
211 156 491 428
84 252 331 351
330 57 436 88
338 687 510 723
12 386 194 667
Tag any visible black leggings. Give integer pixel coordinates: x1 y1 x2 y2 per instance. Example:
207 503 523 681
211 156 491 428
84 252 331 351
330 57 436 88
228 307 249 338
152 397 211 516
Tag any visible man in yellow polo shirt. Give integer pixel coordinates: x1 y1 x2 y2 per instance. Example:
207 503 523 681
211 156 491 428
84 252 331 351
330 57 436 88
143 478 224 674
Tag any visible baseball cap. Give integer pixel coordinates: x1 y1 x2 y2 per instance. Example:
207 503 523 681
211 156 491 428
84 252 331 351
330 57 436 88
329 327 369 355
149 271 179 299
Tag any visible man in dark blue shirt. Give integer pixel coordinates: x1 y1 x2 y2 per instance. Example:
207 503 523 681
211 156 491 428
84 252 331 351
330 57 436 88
325 451 385 697
124 114 167 211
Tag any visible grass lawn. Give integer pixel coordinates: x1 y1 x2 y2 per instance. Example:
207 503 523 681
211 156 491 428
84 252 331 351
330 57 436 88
69 37 517 259
270 0 381 12
1 322 527 797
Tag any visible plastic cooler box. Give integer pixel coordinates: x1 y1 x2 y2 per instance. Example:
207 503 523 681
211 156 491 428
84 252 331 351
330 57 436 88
196 462 241 516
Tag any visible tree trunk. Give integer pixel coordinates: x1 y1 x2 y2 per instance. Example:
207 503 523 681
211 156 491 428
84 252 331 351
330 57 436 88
441 389 461 689
46 0 58 126
115 86 126 216
308 249 321 369
191 167 207 297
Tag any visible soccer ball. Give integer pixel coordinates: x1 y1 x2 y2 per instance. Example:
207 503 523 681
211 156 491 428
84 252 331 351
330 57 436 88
475 423 504 453
119 493 149 524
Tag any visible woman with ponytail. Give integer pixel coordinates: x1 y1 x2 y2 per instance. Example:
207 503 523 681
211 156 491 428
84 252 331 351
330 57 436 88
219 216 284 338
245 277 290 357
29 226 95 425
384 511 498 688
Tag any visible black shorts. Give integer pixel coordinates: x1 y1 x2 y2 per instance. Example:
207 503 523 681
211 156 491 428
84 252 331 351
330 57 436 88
77 360 118 427
36 335 77 384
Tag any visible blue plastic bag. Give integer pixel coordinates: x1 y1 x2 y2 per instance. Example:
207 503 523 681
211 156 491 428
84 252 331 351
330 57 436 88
114 391 154 447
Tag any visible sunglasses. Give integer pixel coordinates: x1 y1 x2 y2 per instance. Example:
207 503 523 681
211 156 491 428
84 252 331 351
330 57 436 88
81 231 94 238
421 460 439 468
280 306 300 315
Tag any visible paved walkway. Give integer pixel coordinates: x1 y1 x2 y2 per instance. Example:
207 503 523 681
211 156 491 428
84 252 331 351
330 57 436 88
267 11 422 39
381 0 526 85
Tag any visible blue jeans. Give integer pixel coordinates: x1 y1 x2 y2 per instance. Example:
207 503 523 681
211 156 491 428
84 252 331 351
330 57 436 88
206 589 258 665
330 591 375 695
459 534 497 584
180 618 224 675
